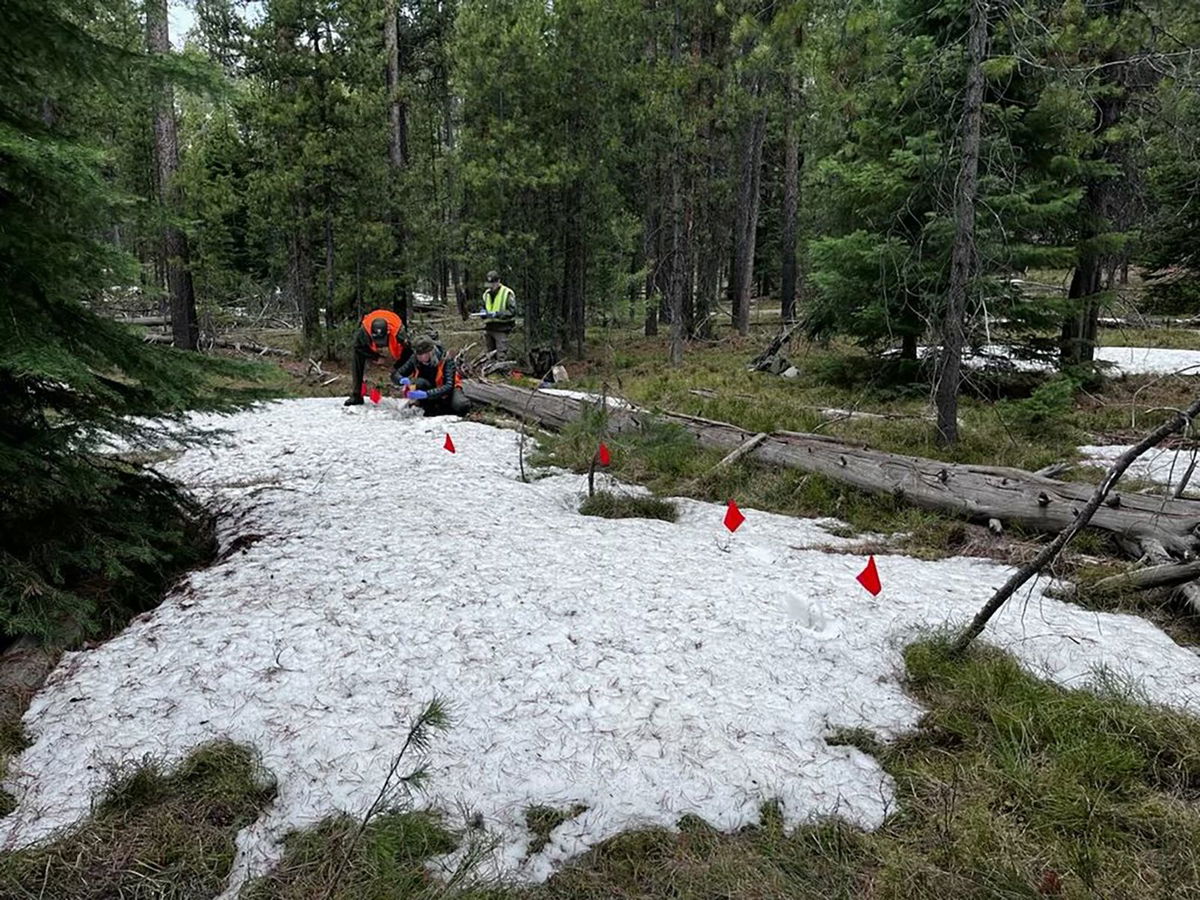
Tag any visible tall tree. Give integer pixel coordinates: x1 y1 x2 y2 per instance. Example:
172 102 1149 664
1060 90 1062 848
384 0 411 325
1058 0 1141 366
2 0 241 642
934 0 987 446
146 0 200 349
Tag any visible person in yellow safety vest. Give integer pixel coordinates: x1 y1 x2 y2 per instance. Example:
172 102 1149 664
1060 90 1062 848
479 270 518 358
391 336 471 417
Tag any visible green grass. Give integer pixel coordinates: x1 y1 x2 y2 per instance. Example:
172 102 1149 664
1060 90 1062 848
1099 326 1200 351
240 810 466 900
0 741 275 899
526 804 590 855
578 490 678 522
0 720 29 818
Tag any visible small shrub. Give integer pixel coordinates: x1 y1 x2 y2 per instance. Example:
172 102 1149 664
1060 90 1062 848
579 491 678 522
997 374 1080 440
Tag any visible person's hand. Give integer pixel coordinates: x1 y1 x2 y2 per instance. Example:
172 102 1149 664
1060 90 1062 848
407 389 428 400
390 372 410 387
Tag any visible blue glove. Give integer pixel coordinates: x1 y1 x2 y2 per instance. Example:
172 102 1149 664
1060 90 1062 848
407 389 428 400
399 377 411 386
480 311 494 319
390 372 409 387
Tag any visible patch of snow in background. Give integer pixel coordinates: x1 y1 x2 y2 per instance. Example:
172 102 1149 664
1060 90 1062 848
536 388 635 409
6 400 1200 897
913 344 1200 376
1094 347 1200 376
1079 444 1200 496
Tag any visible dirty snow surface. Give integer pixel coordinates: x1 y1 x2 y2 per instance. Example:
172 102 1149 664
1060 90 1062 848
8 399 1200 895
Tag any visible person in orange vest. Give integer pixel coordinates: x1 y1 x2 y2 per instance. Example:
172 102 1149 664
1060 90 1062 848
391 336 471 417
345 309 409 406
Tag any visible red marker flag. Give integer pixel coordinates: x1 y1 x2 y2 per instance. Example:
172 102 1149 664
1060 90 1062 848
856 556 882 596
723 500 745 533
598 442 611 466
361 382 368 397
369 387 381 404
444 433 456 453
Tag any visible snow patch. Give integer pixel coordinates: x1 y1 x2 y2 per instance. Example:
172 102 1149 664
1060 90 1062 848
536 388 634 409
6 399 1200 895
915 344 1200 376
1079 444 1200 496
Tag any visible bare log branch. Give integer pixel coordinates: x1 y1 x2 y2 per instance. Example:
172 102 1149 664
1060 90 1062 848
951 393 1200 655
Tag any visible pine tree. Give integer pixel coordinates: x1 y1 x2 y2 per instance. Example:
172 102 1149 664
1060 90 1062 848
0 0 252 644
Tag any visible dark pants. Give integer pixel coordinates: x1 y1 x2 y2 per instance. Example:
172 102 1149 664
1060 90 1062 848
484 320 515 357
350 344 379 398
412 379 472 417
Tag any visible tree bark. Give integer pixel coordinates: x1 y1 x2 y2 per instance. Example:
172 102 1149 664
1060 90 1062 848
780 70 803 324
384 0 409 169
323 196 335 330
667 4 684 366
462 381 1200 556
730 89 766 336
1059 0 1128 367
289 200 316 341
643 189 659 337
147 0 199 350
934 0 987 446
384 0 410 325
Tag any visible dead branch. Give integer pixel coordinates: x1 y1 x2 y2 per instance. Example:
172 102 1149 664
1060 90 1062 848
951 393 1200 655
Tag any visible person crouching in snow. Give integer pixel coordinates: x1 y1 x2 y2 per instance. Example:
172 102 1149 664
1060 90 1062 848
345 309 410 406
391 336 471 417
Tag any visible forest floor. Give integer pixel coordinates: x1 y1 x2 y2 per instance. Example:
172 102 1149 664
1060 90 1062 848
6 306 1200 898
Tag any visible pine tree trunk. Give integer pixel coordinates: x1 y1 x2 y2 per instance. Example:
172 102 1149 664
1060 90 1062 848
643 188 659 337
323 194 335 329
385 0 408 169
934 0 987 446
731 91 766 336
1060 0 1127 366
290 201 316 339
147 0 199 350
385 0 410 325
780 71 802 324
667 3 685 365
741 109 765 336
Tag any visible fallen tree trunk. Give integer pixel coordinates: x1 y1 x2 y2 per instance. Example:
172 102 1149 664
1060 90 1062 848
461 381 1200 556
142 333 291 356
953 394 1200 652
1089 559 1200 596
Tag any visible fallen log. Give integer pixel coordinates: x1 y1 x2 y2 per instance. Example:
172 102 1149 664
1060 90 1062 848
117 314 171 325
142 333 291 356
461 381 1200 556
953 394 1200 651
1087 559 1200 597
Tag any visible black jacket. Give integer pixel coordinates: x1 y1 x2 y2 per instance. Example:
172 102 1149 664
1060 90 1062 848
394 348 459 402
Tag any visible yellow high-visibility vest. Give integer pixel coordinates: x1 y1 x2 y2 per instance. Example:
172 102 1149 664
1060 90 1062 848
483 285 514 314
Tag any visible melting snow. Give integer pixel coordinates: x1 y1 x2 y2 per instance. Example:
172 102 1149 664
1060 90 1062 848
915 344 1200 376
1079 444 1200 497
6 399 1200 896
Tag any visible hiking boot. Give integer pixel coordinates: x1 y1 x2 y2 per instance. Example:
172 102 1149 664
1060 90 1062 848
344 394 364 406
